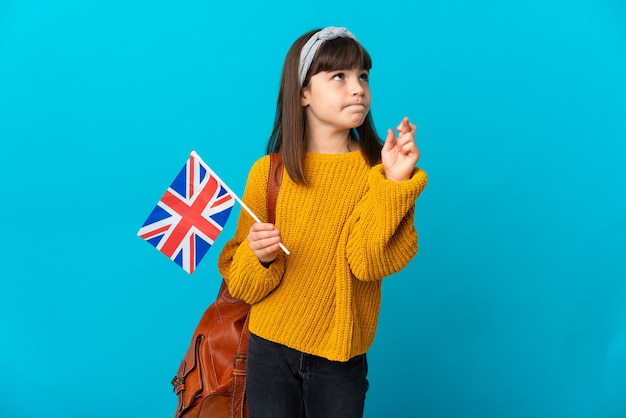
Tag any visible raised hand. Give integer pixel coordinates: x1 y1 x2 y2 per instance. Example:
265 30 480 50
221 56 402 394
381 117 420 182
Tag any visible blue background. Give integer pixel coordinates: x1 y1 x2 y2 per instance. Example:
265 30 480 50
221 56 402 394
1 1 625 417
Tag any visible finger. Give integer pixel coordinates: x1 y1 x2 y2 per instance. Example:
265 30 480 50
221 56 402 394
253 243 280 264
253 231 281 244
250 222 276 232
383 128 396 151
249 228 280 243
248 230 281 248
394 130 415 148
248 223 280 245
395 117 408 131
400 140 417 155
250 236 281 252
396 117 411 134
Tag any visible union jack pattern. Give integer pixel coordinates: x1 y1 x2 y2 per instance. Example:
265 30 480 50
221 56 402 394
138 152 234 274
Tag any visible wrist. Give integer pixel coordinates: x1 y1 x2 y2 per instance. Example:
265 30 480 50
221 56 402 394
385 173 409 182
260 259 275 268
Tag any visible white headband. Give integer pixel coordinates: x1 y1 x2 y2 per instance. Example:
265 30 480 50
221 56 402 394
298 26 357 86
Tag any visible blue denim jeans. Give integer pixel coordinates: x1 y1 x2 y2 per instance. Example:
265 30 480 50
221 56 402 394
246 333 369 418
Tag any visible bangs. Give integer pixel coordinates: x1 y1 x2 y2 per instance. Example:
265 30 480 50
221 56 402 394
308 37 372 76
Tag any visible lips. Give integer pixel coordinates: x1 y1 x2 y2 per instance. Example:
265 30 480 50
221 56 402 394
346 102 366 109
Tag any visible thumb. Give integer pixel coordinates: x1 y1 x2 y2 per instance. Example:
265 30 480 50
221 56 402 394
383 128 395 151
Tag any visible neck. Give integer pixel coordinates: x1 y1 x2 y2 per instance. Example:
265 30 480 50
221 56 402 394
306 128 358 154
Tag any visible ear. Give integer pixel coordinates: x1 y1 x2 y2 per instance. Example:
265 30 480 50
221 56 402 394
300 88 310 107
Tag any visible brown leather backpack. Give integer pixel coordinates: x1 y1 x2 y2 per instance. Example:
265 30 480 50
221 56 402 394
171 153 283 418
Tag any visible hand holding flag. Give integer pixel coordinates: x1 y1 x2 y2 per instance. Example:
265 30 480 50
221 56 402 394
138 151 288 274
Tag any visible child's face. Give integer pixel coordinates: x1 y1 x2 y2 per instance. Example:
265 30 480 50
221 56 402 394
301 68 371 131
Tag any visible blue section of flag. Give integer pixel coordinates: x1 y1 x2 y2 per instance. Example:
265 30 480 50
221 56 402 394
173 250 184 268
170 164 188 197
142 204 171 227
210 201 233 227
195 234 212 266
199 163 207 183
146 236 163 248
137 152 236 274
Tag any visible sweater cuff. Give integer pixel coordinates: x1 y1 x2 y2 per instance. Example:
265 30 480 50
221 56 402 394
370 164 428 211
228 239 286 304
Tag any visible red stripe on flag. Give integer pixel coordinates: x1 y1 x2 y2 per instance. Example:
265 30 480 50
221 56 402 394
139 224 170 240
212 194 233 207
189 232 195 274
189 156 195 198
159 175 221 258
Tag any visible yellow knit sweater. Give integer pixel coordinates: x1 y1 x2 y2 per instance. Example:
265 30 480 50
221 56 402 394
218 151 428 361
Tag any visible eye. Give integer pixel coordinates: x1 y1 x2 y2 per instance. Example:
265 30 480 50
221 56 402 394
332 72 345 81
359 72 369 82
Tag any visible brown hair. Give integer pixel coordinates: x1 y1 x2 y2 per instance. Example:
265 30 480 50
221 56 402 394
266 29 383 185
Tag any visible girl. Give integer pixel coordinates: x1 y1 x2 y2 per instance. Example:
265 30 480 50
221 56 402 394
218 26 428 418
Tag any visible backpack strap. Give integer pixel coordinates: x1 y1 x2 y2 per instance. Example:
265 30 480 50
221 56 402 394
267 153 283 224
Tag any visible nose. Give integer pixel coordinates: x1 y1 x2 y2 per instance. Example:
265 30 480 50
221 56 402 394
350 78 365 96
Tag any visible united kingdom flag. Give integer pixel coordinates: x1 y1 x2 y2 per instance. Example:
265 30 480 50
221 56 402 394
138 151 235 274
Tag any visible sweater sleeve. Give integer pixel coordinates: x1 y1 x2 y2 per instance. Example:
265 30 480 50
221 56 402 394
346 164 428 282
217 156 286 304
